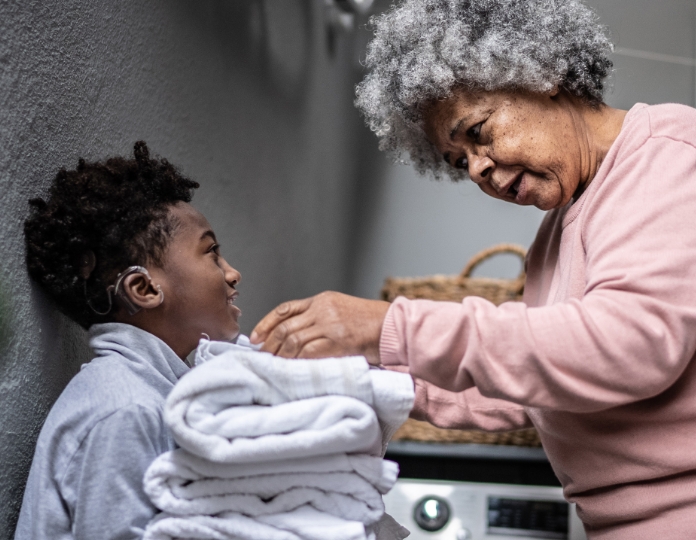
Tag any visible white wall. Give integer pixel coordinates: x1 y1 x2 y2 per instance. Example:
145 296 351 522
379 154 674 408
349 0 696 300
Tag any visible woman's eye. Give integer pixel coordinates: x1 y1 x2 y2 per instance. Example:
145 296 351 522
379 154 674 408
209 244 220 256
455 156 468 170
467 122 482 140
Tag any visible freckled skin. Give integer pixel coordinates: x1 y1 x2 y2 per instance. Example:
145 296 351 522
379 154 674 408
423 88 627 210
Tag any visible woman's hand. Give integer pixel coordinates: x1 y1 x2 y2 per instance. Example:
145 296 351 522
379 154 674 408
250 291 390 365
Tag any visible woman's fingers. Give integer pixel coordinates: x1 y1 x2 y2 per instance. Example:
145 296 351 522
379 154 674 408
275 325 329 358
252 291 391 365
251 297 313 344
297 338 336 359
261 314 315 356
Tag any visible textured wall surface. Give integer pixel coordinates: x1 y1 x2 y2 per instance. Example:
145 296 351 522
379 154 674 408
0 1 367 536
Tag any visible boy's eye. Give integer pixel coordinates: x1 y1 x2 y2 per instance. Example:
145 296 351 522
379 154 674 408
208 243 220 255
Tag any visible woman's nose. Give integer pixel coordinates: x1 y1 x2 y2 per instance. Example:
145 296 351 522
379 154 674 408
468 154 495 184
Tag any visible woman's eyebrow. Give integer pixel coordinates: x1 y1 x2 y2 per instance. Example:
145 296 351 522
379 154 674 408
450 117 471 140
449 119 463 140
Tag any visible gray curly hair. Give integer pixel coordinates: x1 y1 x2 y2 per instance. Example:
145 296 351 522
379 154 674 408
355 0 613 179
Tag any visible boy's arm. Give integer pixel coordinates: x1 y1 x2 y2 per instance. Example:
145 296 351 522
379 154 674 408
63 404 168 540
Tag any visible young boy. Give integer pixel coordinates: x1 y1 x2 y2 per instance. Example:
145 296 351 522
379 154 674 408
16 142 242 539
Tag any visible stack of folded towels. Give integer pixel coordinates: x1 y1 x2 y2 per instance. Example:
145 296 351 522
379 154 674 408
143 337 415 540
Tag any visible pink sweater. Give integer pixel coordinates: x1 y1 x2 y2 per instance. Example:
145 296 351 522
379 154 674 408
380 103 696 539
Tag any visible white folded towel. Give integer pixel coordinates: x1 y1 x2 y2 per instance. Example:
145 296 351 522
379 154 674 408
146 340 414 540
164 341 414 461
146 448 399 495
369 368 417 455
172 394 381 462
144 449 399 524
144 506 371 540
196 341 415 443
145 509 411 540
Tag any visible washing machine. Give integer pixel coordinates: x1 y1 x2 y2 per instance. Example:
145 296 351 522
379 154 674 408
383 442 587 540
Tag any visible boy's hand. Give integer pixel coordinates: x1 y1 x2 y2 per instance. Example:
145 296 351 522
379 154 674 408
250 291 390 366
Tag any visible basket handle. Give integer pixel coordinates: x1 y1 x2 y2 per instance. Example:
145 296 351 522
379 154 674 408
459 243 528 280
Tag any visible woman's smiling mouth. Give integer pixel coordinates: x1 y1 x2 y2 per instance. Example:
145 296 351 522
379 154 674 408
509 174 522 197
504 171 527 204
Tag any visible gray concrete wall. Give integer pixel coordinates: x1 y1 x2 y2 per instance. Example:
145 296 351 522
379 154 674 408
349 0 696 299
0 1 367 536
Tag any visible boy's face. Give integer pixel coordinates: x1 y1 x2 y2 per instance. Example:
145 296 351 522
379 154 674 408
151 202 242 349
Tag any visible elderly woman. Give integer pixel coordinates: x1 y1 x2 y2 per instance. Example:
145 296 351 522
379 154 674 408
251 0 696 537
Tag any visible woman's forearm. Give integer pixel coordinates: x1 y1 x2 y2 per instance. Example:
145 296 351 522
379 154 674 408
382 288 696 413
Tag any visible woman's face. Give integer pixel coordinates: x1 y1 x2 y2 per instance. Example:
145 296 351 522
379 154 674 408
423 88 593 211
150 202 242 348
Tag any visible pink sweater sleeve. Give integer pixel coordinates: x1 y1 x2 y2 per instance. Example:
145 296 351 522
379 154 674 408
381 126 696 414
385 364 532 431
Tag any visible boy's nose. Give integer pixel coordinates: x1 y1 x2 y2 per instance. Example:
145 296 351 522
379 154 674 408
221 257 241 286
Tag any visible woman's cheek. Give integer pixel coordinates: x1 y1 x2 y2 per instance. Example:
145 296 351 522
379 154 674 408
536 180 564 210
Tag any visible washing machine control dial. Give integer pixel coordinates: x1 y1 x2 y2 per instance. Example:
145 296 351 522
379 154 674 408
413 496 451 532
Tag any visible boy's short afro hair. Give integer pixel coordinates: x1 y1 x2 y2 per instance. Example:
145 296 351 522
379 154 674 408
24 141 199 329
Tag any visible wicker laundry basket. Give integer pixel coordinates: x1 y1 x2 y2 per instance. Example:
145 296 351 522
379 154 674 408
382 243 542 447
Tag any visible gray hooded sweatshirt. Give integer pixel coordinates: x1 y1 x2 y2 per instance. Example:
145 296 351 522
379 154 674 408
14 322 190 539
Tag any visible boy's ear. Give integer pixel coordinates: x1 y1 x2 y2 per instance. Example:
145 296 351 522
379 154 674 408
119 272 164 313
